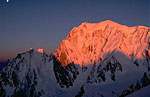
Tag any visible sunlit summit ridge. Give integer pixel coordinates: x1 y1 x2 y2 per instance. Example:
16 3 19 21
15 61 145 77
55 20 149 66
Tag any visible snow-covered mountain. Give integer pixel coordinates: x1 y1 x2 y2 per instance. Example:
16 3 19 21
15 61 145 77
55 20 150 67
0 49 60 97
0 20 150 97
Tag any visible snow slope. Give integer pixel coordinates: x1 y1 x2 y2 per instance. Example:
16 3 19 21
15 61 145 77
0 49 61 97
127 86 150 97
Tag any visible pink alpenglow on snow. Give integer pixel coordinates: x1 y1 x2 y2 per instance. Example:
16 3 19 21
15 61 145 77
55 20 150 66
29 48 34 51
37 48 45 53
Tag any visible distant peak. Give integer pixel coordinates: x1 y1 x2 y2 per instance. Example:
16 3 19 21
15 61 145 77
100 20 122 26
103 20 114 22
37 48 45 53
29 48 34 51
81 22 89 25
103 20 117 24
81 20 119 25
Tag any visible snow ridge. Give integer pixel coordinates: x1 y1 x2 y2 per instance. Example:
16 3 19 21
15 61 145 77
55 20 150 66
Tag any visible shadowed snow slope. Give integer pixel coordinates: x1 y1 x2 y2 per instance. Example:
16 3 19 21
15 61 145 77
127 86 150 97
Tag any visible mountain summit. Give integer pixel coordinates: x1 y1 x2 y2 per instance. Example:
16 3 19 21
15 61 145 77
55 20 149 66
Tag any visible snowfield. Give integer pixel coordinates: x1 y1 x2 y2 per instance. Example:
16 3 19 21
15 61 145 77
127 86 150 97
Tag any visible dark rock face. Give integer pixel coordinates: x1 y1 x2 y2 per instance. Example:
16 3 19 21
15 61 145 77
0 62 7 71
53 56 79 88
87 55 123 83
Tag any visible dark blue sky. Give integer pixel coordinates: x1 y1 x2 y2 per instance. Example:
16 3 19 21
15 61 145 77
0 0 149 61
